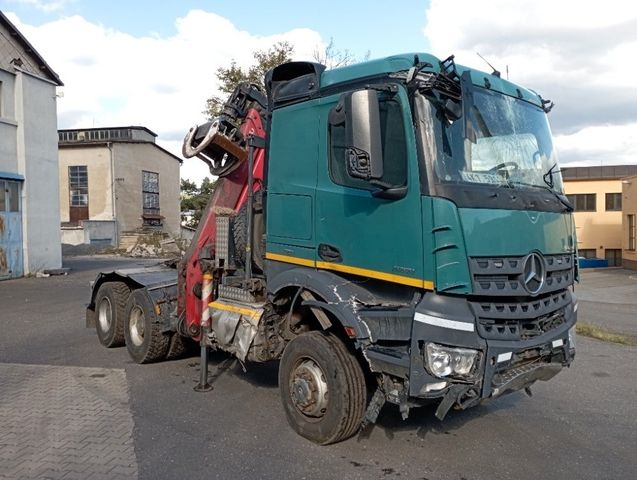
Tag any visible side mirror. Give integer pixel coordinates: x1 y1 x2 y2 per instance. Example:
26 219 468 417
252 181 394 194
331 89 384 181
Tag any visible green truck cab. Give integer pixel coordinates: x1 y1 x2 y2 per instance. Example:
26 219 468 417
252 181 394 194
87 52 577 446
264 53 577 441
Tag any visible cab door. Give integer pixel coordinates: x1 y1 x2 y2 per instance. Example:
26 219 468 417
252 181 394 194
314 88 425 288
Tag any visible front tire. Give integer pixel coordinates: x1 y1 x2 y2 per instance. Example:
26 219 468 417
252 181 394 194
95 282 129 348
123 289 170 364
279 332 367 445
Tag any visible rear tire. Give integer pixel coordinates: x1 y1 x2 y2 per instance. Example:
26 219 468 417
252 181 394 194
279 331 367 445
123 289 170 364
95 282 129 348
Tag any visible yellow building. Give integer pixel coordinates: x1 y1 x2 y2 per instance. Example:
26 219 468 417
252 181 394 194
622 174 637 269
562 165 637 266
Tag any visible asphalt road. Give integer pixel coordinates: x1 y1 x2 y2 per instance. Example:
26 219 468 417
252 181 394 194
1 256 636 480
577 268 637 339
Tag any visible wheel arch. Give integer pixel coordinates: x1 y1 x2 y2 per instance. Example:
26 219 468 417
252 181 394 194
267 267 371 344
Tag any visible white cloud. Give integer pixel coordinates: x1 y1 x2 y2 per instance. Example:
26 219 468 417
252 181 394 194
423 0 637 166
555 123 637 166
6 10 323 183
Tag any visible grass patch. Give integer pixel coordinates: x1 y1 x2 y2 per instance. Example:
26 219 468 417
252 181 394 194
576 321 637 346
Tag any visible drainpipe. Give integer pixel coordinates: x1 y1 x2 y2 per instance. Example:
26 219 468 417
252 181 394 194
107 142 119 248
14 70 29 275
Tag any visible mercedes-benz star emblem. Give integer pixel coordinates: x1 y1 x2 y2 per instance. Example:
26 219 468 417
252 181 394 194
521 252 546 295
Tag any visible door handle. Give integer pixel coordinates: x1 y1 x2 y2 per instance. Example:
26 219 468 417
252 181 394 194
318 243 342 263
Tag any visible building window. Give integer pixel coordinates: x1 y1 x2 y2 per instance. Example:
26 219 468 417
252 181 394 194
566 193 596 212
68 165 89 224
142 170 161 225
578 249 597 259
0 180 21 212
8 181 19 212
605 192 622 211
629 214 636 251
69 166 88 207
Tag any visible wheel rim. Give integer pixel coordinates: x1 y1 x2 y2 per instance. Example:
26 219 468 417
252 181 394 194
129 306 145 346
289 358 329 418
97 297 112 332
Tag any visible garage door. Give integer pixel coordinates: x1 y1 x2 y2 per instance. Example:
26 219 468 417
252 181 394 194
0 179 23 280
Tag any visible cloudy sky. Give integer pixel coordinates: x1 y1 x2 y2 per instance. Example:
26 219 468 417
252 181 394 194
2 0 636 183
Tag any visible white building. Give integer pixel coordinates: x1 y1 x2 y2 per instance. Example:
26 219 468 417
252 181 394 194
58 126 182 247
0 11 63 279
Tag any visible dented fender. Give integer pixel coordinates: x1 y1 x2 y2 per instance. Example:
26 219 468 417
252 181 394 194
267 267 377 342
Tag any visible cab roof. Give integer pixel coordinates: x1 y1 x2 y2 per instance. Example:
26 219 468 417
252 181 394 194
266 53 545 110
321 52 544 108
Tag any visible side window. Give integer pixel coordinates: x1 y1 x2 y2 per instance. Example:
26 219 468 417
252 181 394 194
329 97 407 190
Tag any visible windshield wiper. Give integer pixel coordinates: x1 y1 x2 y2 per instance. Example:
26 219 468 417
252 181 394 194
540 163 573 212
543 163 558 188
510 180 574 212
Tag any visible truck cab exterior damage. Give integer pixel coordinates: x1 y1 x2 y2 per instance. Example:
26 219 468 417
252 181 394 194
264 54 576 422
86 52 577 444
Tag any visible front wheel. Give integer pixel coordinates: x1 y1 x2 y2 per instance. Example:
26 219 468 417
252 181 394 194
123 289 170 364
279 332 367 445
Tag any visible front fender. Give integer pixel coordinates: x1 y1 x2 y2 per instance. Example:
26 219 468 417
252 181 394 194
267 266 380 342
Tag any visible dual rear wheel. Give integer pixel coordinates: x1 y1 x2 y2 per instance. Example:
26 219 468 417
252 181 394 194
94 283 184 363
95 283 369 444
123 289 171 363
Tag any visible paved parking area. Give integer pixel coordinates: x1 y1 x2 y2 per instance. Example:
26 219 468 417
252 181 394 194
0 256 636 480
578 268 637 338
0 364 136 480
578 268 637 305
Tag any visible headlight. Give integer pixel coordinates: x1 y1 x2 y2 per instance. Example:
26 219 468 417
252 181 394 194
425 343 480 379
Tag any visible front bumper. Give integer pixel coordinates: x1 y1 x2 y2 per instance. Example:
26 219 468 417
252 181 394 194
408 290 577 419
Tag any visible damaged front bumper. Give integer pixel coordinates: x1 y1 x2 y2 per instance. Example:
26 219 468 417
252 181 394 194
406 290 577 420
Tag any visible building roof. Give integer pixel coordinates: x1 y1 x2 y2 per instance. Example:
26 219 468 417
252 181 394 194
0 11 63 86
58 125 158 138
561 165 637 181
58 126 182 164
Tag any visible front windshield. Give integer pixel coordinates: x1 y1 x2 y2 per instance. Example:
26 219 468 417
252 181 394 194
428 86 563 193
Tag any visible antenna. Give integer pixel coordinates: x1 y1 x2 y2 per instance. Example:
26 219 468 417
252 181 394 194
476 52 501 78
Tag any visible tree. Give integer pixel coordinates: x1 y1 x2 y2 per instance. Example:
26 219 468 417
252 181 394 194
180 177 217 228
313 38 370 69
180 178 198 199
204 41 294 118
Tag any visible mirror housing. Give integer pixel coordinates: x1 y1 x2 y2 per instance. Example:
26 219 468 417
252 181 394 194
340 89 384 181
